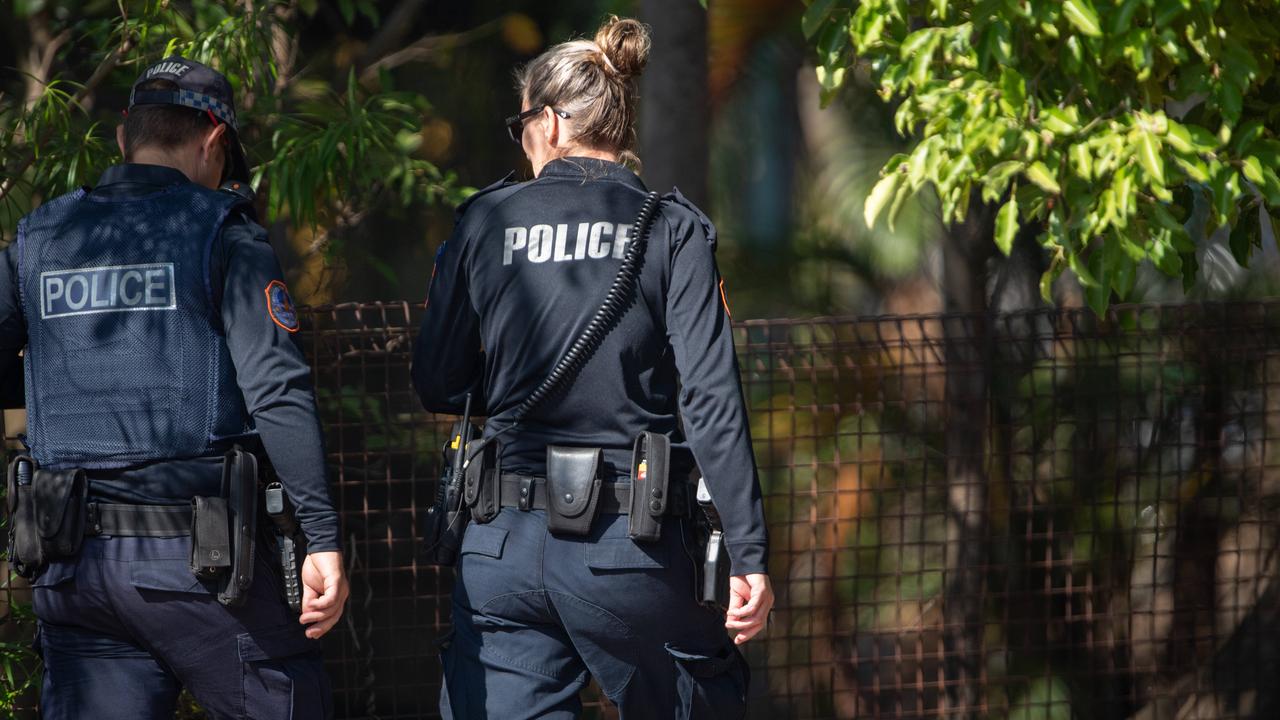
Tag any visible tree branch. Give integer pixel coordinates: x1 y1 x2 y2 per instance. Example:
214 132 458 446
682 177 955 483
0 32 133 205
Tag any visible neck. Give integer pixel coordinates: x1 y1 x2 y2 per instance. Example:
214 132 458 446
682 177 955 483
128 148 196 183
534 147 619 177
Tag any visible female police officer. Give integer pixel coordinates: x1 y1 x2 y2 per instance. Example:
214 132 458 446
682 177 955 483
413 16 772 718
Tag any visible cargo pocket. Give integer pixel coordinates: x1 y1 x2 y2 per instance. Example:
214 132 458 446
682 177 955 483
129 558 212 595
459 523 508 559
238 625 330 720
665 642 749 720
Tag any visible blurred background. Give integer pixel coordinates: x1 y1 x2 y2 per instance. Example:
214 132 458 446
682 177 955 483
5 2 1280 719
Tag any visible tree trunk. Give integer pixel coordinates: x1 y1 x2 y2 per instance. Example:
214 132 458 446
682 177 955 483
941 199 995 719
637 0 708 205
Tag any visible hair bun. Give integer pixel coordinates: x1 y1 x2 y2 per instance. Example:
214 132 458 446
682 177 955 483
594 16 651 80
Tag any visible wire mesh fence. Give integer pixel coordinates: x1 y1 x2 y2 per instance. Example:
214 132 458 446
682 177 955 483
6 300 1280 719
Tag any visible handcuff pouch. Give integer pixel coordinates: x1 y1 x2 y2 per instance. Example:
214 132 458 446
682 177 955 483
545 446 602 536
33 468 87 559
464 440 502 524
6 456 43 578
627 432 671 542
189 496 232 580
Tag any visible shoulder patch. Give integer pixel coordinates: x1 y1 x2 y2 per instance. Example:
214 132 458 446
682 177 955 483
662 186 717 252
454 171 519 222
264 280 299 333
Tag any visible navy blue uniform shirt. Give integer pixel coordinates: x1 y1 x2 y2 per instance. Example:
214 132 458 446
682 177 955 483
0 164 339 551
412 157 767 575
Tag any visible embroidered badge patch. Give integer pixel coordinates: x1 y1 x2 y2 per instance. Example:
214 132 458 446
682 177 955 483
264 280 299 333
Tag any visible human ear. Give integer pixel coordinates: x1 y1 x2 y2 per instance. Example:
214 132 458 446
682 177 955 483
543 105 559 147
116 125 127 158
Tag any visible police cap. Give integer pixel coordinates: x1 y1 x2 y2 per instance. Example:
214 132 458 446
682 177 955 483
127 56 252 185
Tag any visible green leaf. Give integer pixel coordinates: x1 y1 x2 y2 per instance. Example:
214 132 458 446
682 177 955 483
1136 131 1165 186
1242 156 1265 185
1026 161 1062 194
999 67 1026 117
995 192 1019 255
1229 205 1260 266
1070 143 1094 181
1062 0 1103 37
802 0 839 39
864 171 903 228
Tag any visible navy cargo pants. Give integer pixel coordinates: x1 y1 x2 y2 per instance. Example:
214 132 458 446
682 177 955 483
32 535 331 719
440 508 749 719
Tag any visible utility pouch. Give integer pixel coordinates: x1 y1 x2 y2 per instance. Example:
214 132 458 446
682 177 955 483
464 439 502 524
189 496 232 580
6 455 43 579
627 432 671 542
33 468 87 559
545 446 603 536
218 447 258 608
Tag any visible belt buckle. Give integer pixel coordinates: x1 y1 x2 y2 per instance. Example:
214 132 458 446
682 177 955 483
517 476 534 512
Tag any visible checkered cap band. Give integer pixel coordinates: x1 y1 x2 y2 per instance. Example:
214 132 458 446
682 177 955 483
129 88 238 131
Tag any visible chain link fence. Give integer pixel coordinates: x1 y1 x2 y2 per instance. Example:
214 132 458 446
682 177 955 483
6 300 1280 718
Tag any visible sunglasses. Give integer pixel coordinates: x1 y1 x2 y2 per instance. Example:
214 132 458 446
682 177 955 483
505 106 571 145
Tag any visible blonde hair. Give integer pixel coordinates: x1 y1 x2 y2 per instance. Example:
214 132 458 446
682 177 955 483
516 16 652 169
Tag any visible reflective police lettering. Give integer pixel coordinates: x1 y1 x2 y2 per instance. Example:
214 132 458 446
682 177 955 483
40 263 176 319
503 227 528 265
528 225 554 263
146 61 191 78
502 222 631 265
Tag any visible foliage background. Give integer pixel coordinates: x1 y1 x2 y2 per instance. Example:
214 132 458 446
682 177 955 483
4 0 1280 717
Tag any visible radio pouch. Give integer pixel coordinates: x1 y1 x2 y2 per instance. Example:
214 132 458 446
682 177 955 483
545 446 603 536
34 468 87 559
190 496 232 580
6 456 43 578
218 447 258 608
464 439 502 524
627 432 671 542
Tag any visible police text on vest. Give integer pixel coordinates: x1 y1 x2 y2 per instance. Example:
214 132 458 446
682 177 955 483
503 222 633 266
40 264 176 319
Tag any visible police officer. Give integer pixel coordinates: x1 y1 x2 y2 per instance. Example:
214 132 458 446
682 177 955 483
0 57 348 718
412 17 773 718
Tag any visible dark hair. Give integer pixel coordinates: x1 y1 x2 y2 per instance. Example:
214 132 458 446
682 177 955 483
122 79 214 160
516 16 652 168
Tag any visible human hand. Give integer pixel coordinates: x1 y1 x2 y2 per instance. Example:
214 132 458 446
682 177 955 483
724 573 774 645
298 551 349 639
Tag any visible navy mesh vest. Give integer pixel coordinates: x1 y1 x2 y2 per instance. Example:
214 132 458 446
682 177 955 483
17 183 253 470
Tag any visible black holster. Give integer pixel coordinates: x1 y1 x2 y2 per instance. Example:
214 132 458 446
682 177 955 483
6 456 87 579
422 420 478 566
694 476 731 610
627 432 671 542
464 439 501 524
216 447 258 607
189 496 232 580
545 446 602 536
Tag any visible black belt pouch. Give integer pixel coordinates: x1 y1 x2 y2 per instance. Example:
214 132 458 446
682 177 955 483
190 496 232 580
7 455 43 578
34 468 87 559
218 447 258 608
464 440 502 524
545 446 603 536
627 432 671 542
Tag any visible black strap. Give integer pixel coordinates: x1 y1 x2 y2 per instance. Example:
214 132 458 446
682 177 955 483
85 503 191 537
497 474 688 517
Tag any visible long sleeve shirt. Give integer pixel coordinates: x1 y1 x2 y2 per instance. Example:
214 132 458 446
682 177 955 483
412 157 767 575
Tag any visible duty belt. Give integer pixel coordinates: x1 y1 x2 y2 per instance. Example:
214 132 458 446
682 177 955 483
498 474 689 516
85 502 192 537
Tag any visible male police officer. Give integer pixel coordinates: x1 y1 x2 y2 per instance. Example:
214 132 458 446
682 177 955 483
0 57 347 718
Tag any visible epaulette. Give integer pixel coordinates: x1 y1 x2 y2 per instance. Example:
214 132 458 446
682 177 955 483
455 171 519 222
662 186 717 252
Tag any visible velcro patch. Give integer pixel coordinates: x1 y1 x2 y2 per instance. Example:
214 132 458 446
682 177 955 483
40 263 176 319
264 280 299 333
